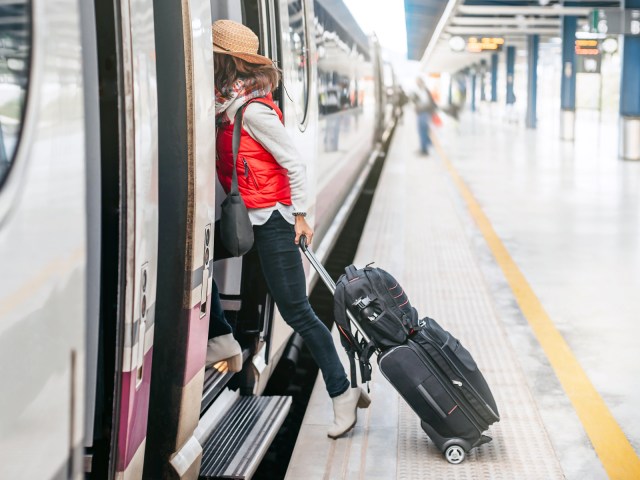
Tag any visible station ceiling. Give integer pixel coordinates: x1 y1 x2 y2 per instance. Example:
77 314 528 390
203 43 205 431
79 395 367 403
405 0 620 73
405 0 450 60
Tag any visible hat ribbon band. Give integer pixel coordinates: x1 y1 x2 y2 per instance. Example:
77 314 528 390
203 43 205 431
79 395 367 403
214 42 235 52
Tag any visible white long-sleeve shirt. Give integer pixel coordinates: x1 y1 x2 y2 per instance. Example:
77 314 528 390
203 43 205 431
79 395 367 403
223 99 307 226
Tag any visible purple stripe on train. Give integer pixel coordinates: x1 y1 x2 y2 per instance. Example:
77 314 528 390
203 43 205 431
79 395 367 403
117 348 153 472
184 297 210 385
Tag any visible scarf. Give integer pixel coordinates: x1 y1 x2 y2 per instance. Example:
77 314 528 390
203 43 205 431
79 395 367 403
215 78 270 124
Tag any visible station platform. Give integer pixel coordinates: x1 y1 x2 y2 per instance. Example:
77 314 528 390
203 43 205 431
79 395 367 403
285 110 640 479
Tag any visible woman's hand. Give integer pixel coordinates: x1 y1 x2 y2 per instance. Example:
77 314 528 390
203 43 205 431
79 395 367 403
294 215 313 246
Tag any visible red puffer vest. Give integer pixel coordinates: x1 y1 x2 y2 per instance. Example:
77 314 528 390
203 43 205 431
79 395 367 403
216 95 292 209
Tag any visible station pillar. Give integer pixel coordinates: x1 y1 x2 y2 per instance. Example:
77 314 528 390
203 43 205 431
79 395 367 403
560 15 577 141
506 46 516 105
491 53 498 102
480 59 487 102
471 70 477 112
619 0 640 160
526 35 539 129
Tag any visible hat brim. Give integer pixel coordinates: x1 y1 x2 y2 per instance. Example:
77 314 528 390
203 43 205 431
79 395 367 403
213 46 273 66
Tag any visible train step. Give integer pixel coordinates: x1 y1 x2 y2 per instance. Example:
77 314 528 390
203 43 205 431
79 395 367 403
198 393 292 479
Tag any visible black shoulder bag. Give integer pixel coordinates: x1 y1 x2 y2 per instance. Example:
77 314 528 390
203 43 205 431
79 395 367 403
219 104 254 256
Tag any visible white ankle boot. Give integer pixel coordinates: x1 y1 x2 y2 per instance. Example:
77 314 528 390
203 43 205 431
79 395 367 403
327 387 371 439
206 333 243 372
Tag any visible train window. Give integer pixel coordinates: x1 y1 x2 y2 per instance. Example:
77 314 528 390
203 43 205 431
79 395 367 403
0 1 31 188
210 0 243 24
284 0 309 125
314 1 369 117
210 1 262 45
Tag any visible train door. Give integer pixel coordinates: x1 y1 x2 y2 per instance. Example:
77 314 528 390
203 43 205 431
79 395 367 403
142 1 219 478
88 0 159 478
0 1 87 479
198 3 294 476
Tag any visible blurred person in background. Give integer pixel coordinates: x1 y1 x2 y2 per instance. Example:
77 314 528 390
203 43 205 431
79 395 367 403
411 77 437 155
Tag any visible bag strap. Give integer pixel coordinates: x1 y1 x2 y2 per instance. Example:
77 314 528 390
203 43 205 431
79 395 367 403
231 106 245 196
230 98 274 195
333 281 353 346
334 278 378 388
334 279 360 388
358 340 375 383
345 264 359 281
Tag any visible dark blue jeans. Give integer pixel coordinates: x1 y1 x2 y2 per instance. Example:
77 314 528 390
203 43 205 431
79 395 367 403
417 111 431 153
208 279 234 337
211 211 350 398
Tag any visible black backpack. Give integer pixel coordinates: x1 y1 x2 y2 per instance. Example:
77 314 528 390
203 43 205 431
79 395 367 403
333 264 424 387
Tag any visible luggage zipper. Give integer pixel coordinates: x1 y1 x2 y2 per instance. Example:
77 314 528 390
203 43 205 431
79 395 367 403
408 342 485 434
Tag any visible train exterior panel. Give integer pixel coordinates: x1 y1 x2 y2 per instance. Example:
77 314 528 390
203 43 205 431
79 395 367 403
0 0 87 478
113 0 160 477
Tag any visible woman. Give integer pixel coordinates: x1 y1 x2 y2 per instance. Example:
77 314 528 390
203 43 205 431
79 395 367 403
411 77 437 155
207 19 370 439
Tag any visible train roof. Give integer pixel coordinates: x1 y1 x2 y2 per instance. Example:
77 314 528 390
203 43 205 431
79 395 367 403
315 0 370 55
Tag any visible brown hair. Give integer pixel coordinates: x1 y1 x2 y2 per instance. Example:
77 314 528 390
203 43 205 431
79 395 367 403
214 54 280 94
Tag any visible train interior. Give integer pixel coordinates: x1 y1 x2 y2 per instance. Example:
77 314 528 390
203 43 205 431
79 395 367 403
206 0 281 398
193 2 296 477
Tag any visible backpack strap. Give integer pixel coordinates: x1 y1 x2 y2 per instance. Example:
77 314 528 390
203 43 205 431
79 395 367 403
334 279 359 387
345 264 359 281
335 277 377 388
333 279 350 342
358 340 375 384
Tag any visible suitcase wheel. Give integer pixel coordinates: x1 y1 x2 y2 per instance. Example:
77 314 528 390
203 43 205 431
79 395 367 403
444 444 466 464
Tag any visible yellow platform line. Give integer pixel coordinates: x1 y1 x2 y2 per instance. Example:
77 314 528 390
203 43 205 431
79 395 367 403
432 134 640 480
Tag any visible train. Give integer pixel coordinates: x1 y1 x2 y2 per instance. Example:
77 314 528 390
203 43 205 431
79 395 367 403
0 0 399 479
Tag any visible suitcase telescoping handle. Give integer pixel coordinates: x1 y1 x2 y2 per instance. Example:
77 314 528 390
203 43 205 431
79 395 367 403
299 235 371 344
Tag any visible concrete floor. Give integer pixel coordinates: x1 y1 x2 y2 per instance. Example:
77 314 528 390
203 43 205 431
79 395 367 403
435 109 640 477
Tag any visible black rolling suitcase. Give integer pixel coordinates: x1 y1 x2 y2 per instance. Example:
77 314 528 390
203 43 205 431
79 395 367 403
377 321 499 463
299 237 499 464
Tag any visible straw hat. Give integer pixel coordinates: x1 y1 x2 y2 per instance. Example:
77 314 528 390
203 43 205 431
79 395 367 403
212 19 272 65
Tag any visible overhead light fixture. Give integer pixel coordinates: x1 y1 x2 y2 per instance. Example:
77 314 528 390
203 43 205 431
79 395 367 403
576 31 607 39
601 37 618 53
449 36 466 52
